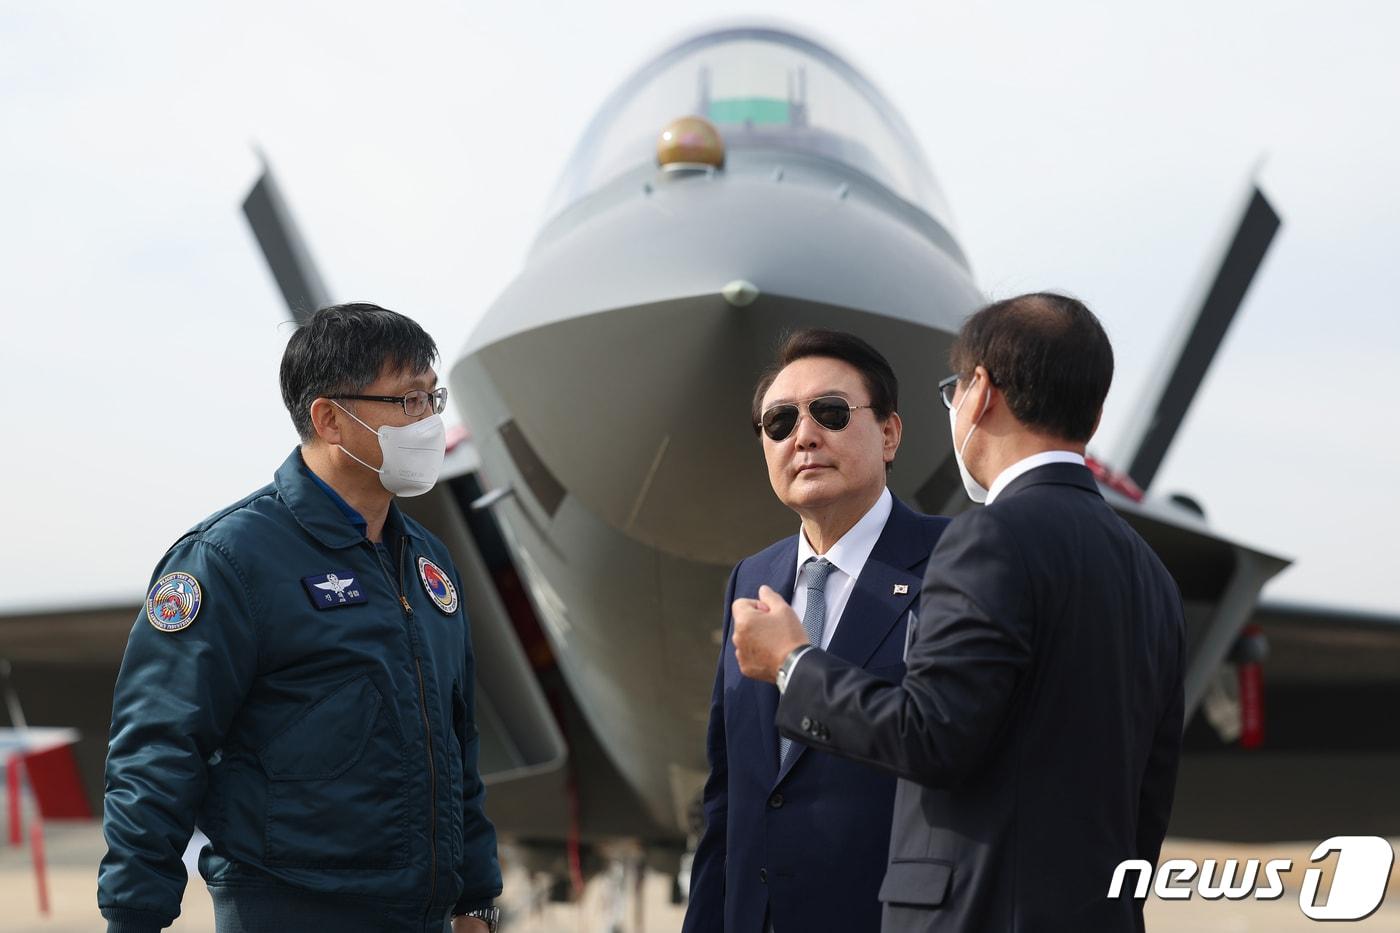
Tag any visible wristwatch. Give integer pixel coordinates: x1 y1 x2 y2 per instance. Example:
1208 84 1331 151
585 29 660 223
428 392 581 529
776 644 814 694
458 906 500 931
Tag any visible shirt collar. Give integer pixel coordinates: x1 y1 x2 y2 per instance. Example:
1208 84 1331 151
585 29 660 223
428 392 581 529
986 450 1086 504
276 447 413 549
795 486 893 582
304 465 368 539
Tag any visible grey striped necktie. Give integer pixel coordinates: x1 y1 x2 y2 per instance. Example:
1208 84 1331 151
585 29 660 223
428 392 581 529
779 557 834 765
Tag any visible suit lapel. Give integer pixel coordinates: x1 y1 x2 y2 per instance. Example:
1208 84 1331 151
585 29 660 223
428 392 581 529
825 562 920 668
773 498 926 787
751 538 798 781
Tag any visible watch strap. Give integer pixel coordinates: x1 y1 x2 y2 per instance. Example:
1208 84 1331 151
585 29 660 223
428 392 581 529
776 644 815 693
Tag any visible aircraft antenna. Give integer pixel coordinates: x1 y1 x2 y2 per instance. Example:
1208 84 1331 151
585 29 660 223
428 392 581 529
794 65 808 126
696 65 711 116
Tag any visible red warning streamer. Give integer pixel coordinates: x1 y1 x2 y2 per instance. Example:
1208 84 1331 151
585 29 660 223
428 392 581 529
1238 625 1266 749
6 755 20 847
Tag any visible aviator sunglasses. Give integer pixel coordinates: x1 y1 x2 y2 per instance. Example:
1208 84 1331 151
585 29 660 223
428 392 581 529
758 395 873 442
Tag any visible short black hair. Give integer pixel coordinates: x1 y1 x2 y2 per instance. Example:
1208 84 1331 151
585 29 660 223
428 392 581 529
949 292 1113 443
279 302 439 440
751 328 899 430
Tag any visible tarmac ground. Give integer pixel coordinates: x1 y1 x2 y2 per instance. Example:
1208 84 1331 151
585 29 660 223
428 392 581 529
4 822 1400 932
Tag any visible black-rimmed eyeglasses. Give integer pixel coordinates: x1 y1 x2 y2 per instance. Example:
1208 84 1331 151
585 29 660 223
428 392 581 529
758 395 873 442
938 375 960 410
939 372 997 410
332 387 447 417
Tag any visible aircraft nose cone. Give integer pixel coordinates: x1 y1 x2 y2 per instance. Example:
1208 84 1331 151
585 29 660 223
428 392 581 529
453 290 961 565
452 164 984 561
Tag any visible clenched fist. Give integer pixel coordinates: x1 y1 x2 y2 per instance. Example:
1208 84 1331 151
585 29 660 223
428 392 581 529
732 585 810 683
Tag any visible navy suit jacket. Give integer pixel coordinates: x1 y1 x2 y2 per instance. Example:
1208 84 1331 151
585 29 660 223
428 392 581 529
683 496 950 933
777 464 1186 932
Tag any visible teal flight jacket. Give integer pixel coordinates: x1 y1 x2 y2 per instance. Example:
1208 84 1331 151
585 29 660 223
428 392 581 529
99 448 500 932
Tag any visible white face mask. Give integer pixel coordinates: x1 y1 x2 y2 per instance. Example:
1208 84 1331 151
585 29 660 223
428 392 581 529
948 375 991 504
331 401 446 497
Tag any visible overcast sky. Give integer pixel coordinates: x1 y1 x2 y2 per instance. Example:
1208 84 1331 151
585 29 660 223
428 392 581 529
2 1 1397 614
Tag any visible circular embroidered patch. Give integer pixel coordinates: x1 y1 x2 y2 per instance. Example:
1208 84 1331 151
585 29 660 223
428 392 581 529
145 571 202 632
417 556 458 615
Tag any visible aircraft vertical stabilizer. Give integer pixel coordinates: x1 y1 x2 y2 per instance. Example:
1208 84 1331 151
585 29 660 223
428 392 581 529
1115 174 1281 492
241 155 332 325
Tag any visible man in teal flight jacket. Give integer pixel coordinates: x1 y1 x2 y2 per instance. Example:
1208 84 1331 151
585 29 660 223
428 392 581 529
99 303 501 933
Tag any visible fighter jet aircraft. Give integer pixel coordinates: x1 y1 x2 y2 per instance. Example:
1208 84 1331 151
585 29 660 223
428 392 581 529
238 21 1400 880
3 23 1397 908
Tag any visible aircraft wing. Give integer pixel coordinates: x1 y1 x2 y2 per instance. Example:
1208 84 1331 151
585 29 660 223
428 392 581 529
1251 597 1400 687
1167 595 1400 842
1096 485 1291 717
0 603 137 665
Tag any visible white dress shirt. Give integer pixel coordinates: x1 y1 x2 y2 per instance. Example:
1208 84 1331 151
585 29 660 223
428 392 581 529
985 450 1086 504
791 487 892 650
779 488 892 691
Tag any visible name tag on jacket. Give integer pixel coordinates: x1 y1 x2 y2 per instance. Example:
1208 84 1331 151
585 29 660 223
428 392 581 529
301 572 368 610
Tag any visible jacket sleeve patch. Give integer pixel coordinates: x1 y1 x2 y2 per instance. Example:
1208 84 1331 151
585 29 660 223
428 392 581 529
145 572 203 632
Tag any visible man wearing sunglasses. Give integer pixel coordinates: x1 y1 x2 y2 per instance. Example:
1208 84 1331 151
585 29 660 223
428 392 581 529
732 294 1185 932
100 303 501 933
684 329 951 933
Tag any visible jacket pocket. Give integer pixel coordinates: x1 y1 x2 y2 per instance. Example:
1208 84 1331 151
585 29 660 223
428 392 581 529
879 858 953 908
258 674 410 868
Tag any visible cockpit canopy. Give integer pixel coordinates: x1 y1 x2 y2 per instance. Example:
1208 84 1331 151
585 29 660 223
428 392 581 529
545 26 955 230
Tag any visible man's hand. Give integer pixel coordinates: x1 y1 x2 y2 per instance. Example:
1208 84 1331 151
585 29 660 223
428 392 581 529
452 917 489 933
732 585 809 683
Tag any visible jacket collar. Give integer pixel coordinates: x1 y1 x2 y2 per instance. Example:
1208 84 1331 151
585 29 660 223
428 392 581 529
751 494 932 601
994 460 1101 503
275 448 417 550
794 487 892 586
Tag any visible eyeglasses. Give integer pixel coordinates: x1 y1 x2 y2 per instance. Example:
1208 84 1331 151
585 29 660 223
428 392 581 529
938 372 997 410
332 387 447 417
758 395 873 442
938 375 960 410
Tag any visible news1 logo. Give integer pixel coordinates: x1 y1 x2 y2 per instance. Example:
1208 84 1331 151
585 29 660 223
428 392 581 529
1109 836 1395 921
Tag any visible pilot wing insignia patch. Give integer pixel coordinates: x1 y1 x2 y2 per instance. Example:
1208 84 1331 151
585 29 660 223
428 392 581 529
302 571 367 610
